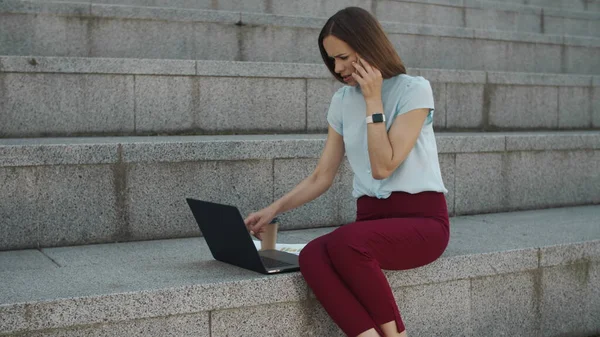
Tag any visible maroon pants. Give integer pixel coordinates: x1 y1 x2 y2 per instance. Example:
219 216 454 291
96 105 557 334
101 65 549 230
299 191 450 337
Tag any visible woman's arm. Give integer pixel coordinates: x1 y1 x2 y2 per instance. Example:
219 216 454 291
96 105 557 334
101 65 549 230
271 125 345 214
351 57 429 180
365 103 429 180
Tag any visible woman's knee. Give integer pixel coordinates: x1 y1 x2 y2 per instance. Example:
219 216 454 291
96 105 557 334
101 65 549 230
325 227 368 264
298 236 328 274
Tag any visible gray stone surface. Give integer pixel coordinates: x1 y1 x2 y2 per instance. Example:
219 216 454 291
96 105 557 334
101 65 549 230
564 35 600 49
393 280 471 337
430 82 446 128
3 4 600 74
0 268 306 334
196 77 306 132
385 21 474 38
438 154 455 215
418 68 487 84
118 135 327 163
565 45 600 75
0 250 57 271
0 0 90 15
1 206 599 333
93 0 213 10
239 25 321 63
274 158 355 229
466 7 540 34
541 263 591 337
38 165 119 248
0 56 196 75
489 85 559 129
454 153 505 214
1 134 599 248
559 87 593 128
307 79 343 132
0 13 90 57
126 160 273 241
545 16 591 37
3 57 599 137
32 313 210 337
0 166 40 250
210 0 265 13
594 87 600 127
0 165 118 250
385 248 539 287
540 241 600 267
90 3 239 23
135 76 309 134
274 158 335 229
0 73 134 137
487 71 593 87
240 12 325 29
43 237 209 267
445 83 484 129
211 302 313 337
306 299 345 337
195 60 328 78
436 133 506 153
471 271 540 336
376 0 464 27
89 18 197 60
588 263 600 334
505 131 600 151
270 0 371 18
194 22 239 61
0 139 119 167
505 150 600 210
448 205 600 256
135 76 196 134
474 28 563 45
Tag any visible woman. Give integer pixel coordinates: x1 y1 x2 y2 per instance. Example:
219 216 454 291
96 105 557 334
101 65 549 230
244 7 449 337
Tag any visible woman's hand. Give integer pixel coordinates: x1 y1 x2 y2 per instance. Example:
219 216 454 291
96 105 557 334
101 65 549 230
351 57 383 103
244 206 278 240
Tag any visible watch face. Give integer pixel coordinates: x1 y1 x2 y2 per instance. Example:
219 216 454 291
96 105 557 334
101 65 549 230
372 114 384 123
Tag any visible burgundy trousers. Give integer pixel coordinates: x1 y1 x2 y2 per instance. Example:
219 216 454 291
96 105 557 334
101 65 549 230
298 191 450 337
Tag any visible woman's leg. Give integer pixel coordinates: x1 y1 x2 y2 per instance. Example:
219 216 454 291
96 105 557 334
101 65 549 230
325 216 449 335
299 234 386 337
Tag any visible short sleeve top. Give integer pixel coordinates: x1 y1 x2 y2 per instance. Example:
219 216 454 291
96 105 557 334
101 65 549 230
326 74 448 199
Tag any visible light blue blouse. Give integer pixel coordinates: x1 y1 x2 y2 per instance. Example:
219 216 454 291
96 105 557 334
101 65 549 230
327 74 448 199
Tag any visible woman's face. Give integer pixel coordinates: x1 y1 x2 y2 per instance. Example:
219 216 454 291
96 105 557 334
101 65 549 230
323 35 359 86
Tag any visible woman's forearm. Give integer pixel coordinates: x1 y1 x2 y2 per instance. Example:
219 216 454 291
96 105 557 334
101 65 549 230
366 99 394 179
271 173 332 215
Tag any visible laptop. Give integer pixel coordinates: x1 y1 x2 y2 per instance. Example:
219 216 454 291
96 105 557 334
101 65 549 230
186 198 300 274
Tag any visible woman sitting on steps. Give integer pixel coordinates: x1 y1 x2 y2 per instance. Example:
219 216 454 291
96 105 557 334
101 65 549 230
244 7 450 337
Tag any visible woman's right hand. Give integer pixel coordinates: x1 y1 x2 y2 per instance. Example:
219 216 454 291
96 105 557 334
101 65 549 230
244 205 277 240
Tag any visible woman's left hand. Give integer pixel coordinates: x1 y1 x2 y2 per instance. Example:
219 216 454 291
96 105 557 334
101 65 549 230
351 57 383 102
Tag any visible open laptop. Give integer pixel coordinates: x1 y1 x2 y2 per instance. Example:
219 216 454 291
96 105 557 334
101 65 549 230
186 198 300 274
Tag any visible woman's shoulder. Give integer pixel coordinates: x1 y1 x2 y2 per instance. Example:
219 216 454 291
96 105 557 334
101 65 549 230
387 73 431 91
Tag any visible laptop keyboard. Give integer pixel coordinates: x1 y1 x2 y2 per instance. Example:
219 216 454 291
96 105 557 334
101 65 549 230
260 256 295 269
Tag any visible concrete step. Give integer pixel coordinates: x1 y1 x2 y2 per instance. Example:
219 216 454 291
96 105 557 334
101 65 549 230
1 56 599 138
1 205 599 336
12 0 600 37
1 0 600 74
1 131 599 250
491 0 600 12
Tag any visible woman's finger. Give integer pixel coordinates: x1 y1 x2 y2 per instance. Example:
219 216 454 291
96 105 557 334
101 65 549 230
244 214 256 227
359 58 374 74
351 72 366 86
352 61 368 78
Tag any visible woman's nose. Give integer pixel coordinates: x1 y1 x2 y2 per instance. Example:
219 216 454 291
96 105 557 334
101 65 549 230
334 60 344 73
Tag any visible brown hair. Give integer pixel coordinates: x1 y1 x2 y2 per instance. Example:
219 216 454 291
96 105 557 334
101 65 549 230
318 7 406 83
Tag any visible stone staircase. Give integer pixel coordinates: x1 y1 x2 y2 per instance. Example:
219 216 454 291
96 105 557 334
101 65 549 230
0 0 599 335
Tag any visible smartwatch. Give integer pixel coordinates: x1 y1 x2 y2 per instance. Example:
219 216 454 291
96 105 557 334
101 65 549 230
366 113 386 124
